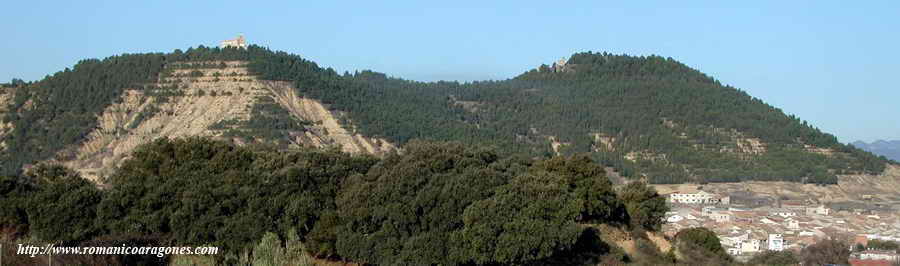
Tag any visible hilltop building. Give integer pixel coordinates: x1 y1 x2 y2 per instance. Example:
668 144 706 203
220 34 247 49
553 57 569 72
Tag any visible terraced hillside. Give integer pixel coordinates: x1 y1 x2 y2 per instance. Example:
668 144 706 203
52 61 393 181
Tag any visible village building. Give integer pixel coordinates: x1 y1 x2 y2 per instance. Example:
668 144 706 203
669 190 730 204
806 205 831 216
721 233 749 247
770 208 798 218
785 218 800 230
781 200 809 212
732 210 757 224
741 239 762 253
552 57 570 72
711 212 734 223
767 234 786 251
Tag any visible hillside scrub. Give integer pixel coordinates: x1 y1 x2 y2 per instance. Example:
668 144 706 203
673 227 733 264
747 250 800 266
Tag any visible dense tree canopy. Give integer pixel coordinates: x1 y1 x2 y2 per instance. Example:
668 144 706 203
453 171 584 265
95 137 377 258
334 141 509 264
619 182 669 231
2 138 673 265
23 164 102 243
531 155 626 224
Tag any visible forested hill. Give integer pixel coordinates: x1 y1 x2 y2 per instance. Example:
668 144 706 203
0 47 891 183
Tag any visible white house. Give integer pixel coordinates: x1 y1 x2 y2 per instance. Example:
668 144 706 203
740 239 762 253
767 234 785 251
785 218 800 230
721 233 749 247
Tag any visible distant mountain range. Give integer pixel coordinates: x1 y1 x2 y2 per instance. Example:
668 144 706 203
852 140 900 162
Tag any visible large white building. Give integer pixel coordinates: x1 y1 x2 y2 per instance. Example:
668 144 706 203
220 34 247 49
767 234 785 251
668 191 730 204
770 209 797 218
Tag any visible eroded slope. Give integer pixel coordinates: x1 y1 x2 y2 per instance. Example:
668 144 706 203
57 61 394 181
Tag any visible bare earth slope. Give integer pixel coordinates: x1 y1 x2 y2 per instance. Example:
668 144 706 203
262 80 395 154
54 61 394 182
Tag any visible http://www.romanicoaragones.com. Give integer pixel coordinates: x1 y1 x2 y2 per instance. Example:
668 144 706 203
13 243 219 258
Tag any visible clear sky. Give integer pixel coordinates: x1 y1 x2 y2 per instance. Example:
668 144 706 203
2 1 897 143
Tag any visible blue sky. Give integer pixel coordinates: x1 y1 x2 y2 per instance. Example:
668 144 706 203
2 0 897 142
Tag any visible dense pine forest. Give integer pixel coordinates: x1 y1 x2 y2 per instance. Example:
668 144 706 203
237 47 894 184
0 45 892 183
